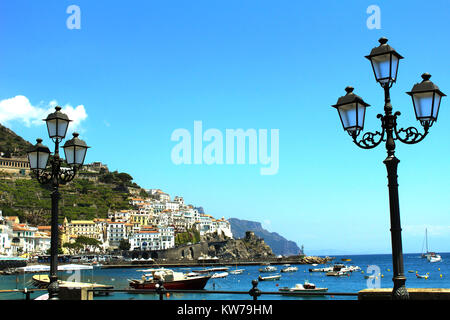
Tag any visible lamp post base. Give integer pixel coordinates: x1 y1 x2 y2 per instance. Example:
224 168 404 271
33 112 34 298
48 279 60 300
392 276 409 300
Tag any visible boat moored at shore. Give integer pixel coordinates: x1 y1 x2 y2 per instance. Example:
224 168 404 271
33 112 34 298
129 268 211 290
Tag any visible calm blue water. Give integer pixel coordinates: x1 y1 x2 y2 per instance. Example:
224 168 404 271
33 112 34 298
1 253 449 300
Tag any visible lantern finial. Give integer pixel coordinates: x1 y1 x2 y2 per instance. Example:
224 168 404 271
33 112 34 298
345 86 354 94
378 37 388 45
36 138 43 144
421 73 431 81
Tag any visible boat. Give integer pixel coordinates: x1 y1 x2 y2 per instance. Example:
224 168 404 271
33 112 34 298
364 275 376 279
281 266 298 273
309 266 332 272
428 253 442 263
211 272 229 279
184 272 201 278
129 268 211 290
229 269 245 275
192 267 229 274
259 266 277 273
326 270 349 277
416 272 429 279
279 280 328 295
341 258 351 262
16 263 93 273
31 274 113 296
258 274 281 281
421 228 441 262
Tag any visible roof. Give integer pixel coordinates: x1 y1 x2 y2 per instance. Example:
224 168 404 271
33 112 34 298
70 220 95 224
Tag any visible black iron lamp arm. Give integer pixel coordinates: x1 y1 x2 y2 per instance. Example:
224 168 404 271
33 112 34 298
351 114 386 149
393 111 430 145
32 159 78 186
58 166 78 184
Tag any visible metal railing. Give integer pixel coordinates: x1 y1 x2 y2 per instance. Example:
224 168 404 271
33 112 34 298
0 288 47 300
88 280 359 300
0 280 359 300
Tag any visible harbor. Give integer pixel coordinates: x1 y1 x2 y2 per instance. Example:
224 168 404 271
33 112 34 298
0 253 448 300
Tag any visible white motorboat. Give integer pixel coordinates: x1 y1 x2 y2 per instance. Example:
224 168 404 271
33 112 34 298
259 266 277 273
211 272 229 279
258 274 281 281
428 254 442 263
279 280 328 295
281 266 298 273
229 269 245 275
326 270 349 277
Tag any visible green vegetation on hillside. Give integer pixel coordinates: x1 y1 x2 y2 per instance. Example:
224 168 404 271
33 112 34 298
0 173 135 225
0 124 32 157
175 228 201 246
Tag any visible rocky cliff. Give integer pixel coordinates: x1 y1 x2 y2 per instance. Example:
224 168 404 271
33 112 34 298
229 218 302 256
205 231 274 260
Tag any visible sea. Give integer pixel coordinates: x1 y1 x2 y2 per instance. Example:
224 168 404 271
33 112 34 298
1 253 449 300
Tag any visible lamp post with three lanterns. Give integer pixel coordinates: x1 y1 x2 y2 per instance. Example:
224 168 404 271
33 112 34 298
27 106 90 300
331 38 446 300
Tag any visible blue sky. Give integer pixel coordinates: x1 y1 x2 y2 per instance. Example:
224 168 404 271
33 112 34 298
0 1 449 255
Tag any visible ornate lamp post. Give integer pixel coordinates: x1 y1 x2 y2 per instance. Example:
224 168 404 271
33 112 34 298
331 38 445 300
27 106 90 299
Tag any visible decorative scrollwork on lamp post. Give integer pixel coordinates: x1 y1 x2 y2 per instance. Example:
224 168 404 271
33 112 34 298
331 38 446 300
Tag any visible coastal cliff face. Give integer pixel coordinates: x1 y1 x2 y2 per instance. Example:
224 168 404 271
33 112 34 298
205 231 274 260
146 231 275 261
228 218 302 256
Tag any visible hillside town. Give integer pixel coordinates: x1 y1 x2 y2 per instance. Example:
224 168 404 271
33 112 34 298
0 160 232 257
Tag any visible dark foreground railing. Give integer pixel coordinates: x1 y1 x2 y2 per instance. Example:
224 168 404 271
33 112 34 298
0 288 47 300
0 280 358 300
89 280 358 300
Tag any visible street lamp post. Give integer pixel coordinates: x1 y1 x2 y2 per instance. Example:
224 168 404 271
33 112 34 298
27 106 90 300
331 38 446 300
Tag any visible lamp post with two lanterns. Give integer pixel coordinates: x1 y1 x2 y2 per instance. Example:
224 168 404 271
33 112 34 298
331 37 445 300
27 106 90 300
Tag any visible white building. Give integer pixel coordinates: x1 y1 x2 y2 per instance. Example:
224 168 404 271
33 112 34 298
106 221 130 248
159 226 175 250
108 210 131 222
0 223 12 256
12 225 38 254
130 228 161 251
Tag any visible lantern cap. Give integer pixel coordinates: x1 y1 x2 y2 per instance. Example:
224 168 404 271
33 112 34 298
331 86 370 109
43 106 72 122
365 37 404 60
27 138 51 154
406 73 446 97
63 132 90 149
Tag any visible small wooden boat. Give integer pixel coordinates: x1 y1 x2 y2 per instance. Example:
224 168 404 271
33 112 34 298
341 258 351 262
31 274 113 296
281 266 298 273
129 268 211 290
279 281 328 295
258 274 281 281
